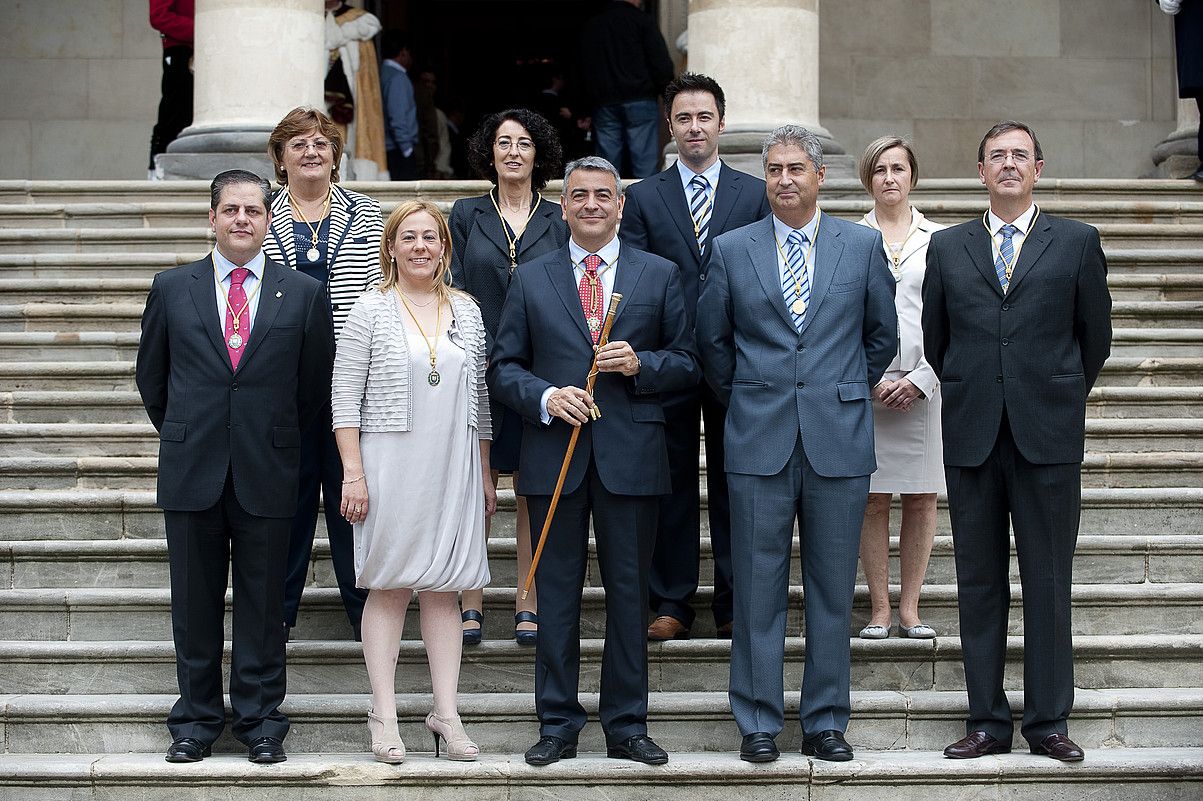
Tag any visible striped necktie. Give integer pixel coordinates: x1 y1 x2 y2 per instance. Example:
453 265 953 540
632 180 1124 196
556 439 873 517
689 175 712 253
995 224 1017 292
782 230 810 331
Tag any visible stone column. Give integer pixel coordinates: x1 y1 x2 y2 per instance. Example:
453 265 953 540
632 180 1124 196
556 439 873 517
1151 97 1201 179
159 0 326 180
681 0 851 175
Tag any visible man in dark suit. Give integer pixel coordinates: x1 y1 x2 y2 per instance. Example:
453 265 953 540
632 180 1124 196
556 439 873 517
136 170 334 765
922 121 1112 763
490 156 699 766
696 125 897 763
621 72 771 642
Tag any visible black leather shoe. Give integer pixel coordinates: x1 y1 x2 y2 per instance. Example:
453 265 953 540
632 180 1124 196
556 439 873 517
1029 733 1084 762
739 732 779 763
524 735 577 766
944 730 1011 759
165 737 211 763
607 734 669 765
248 736 287 763
801 729 854 762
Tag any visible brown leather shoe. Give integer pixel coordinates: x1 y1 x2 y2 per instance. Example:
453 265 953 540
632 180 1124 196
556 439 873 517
1029 734 1084 762
943 731 1011 759
647 615 689 641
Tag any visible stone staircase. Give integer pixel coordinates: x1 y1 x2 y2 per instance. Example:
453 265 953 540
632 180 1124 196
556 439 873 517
0 178 1200 799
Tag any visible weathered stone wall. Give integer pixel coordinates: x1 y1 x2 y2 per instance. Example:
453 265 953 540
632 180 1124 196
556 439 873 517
0 0 1181 179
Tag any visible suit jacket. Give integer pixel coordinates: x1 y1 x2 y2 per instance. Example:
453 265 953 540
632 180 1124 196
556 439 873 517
857 208 944 397
696 212 898 478
620 161 770 315
488 243 700 497
922 213 1112 467
262 184 383 337
448 193 568 353
135 254 335 518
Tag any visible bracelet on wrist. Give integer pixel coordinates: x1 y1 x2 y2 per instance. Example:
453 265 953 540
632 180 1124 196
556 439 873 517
342 475 365 485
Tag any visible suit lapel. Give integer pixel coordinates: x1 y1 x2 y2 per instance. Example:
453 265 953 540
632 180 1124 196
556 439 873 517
708 163 742 243
655 169 699 264
547 245 593 344
965 223 1005 299
234 259 286 373
187 255 233 369
516 198 556 259
1004 214 1053 295
267 191 297 269
611 244 646 328
798 211 843 337
748 217 795 332
325 186 353 265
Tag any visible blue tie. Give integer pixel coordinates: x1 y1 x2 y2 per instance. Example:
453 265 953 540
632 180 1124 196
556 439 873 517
995 224 1017 292
689 175 712 252
782 230 811 331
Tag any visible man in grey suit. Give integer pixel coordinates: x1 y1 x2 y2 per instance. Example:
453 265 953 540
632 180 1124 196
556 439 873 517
923 121 1112 763
696 125 897 763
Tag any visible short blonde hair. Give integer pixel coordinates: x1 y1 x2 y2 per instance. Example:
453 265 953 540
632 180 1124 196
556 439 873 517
268 106 345 185
858 136 919 193
379 201 464 303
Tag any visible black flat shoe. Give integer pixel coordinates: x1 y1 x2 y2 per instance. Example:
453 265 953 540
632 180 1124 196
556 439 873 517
514 611 538 646
165 737 211 763
462 609 483 646
607 734 669 765
801 729 854 762
248 736 286 763
739 732 779 763
524 735 577 766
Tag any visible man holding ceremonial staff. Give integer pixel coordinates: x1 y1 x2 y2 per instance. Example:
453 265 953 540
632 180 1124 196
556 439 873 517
489 155 699 766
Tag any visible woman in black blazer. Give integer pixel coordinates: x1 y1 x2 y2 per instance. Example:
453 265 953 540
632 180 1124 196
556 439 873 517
449 108 567 646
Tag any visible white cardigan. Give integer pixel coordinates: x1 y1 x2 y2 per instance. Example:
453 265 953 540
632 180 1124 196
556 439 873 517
331 288 492 438
859 207 944 398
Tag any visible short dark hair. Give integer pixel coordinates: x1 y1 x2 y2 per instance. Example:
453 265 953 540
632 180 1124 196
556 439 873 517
466 108 563 191
381 30 409 60
663 72 726 119
977 120 1043 163
210 170 271 211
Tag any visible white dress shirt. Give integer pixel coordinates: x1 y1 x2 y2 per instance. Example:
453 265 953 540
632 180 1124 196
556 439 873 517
675 157 722 197
986 203 1038 258
539 235 622 423
212 246 265 333
772 209 821 293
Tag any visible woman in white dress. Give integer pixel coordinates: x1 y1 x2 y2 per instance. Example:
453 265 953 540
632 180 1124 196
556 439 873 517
855 136 945 640
332 200 496 763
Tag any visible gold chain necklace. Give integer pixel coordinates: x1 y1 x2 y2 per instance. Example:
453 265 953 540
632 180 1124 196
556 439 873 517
983 205 1041 285
773 213 822 316
864 210 921 281
288 187 331 263
396 287 443 386
213 262 263 350
573 256 616 335
489 187 540 271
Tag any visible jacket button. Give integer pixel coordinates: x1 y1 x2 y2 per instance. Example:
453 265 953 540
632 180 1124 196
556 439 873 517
796 381 804 388
796 344 804 352
1001 339 1009 346
332 303 340 311
231 382 239 390
1002 303 1010 311
995 375 1003 383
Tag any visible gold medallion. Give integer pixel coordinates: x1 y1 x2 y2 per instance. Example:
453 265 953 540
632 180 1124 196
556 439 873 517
587 316 601 333
306 247 320 262
791 298 807 315
227 332 244 349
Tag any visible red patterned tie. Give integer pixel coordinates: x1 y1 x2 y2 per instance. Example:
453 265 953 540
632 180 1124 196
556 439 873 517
224 267 250 369
578 254 602 344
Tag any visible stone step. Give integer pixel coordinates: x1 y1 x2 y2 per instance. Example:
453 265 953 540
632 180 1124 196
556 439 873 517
2 749 1200 801
1094 357 1203 386
0 223 1200 257
1109 329 1203 358
2 386 1197 427
0 331 139 361
4 177 1202 204
1 582 1199 642
4 534 1200 594
1 417 1193 457
0 487 1198 542
1111 300 1203 328
0 302 143 332
0 689 1199 757
1108 273 1203 300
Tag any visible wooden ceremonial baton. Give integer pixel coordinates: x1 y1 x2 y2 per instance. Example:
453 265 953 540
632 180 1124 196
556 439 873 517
521 292 623 600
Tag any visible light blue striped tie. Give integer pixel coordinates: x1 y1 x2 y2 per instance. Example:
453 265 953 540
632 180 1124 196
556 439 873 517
995 224 1017 292
689 175 712 252
782 230 810 331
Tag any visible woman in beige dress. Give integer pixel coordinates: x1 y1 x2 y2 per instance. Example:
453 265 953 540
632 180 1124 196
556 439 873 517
332 200 495 762
855 136 945 640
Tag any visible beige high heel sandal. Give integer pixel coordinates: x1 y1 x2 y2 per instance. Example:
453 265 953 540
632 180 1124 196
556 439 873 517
367 709 406 764
425 711 479 761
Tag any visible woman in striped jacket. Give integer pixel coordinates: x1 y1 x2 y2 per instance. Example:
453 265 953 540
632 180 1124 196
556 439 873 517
263 106 383 643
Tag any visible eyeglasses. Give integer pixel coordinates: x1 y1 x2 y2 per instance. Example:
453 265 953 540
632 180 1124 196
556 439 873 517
495 137 535 153
986 149 1033 165
287 139 332 154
